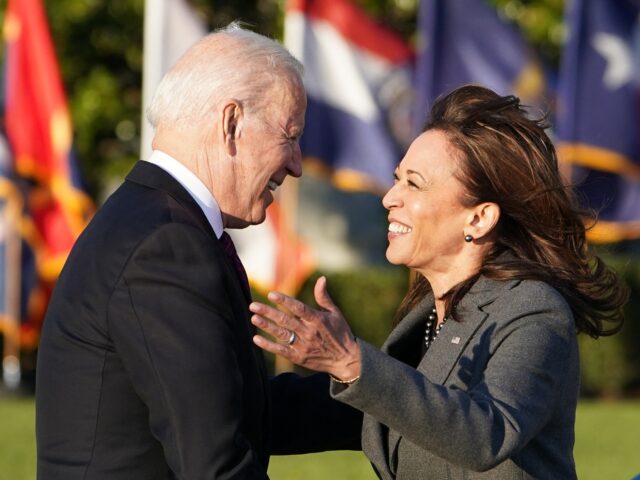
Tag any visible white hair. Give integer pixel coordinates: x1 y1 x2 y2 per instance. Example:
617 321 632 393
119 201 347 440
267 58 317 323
147 23 303 130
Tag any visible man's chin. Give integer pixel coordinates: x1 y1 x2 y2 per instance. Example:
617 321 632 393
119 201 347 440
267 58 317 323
253 196 273 224
252 210 268 226
222 201 270 228
245 207 268 227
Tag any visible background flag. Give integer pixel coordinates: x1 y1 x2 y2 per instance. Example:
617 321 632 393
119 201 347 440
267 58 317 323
285 0 414 192
4 0 94 279
271 0 413 275
414 0 546 131
556 0 640 243
140 0 207 160
1 0 94 387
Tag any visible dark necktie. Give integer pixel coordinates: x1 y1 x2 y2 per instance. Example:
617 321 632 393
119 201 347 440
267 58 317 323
219 232 251 300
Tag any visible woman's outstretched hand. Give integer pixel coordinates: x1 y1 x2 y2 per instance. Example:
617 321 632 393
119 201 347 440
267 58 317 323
250 276 361 382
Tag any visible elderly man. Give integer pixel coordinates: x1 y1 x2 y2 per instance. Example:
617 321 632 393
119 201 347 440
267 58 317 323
36 25 305 479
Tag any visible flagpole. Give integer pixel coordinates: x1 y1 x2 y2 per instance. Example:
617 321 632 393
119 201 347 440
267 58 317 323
141 0 166 161
141 0 207 161
2 189 22 390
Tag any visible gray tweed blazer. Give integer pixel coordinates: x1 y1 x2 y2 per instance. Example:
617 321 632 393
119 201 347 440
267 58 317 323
332 276 579 479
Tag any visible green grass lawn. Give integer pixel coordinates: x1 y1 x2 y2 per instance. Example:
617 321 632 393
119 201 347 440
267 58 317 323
0 397 37 480
2 397 638 479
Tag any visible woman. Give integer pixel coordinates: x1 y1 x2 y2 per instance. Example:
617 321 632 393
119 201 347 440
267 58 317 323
251 85 628 479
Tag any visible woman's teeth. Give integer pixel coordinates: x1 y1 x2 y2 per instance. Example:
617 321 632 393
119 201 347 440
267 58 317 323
389 222 411 234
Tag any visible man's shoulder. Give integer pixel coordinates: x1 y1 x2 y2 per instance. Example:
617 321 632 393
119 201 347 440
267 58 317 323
95 174 208 236
67 178 218 283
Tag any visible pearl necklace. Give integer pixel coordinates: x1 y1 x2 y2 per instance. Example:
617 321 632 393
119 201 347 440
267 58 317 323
425 307 447 350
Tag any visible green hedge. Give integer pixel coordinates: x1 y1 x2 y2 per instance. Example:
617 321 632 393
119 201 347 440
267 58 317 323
295 268 409 348
255 257 640 398
578 256 640 397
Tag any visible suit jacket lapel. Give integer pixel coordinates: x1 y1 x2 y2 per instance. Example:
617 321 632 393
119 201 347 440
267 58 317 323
126 161 217 239
127 162 271 443
126 161 253 305
125 161 266 378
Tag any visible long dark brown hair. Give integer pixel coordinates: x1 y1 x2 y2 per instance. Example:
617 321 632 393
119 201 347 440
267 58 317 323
396 85 627 338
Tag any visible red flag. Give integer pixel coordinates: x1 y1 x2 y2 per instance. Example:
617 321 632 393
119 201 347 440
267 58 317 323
4 0 93 282
267 200 315 296
2 0 94 356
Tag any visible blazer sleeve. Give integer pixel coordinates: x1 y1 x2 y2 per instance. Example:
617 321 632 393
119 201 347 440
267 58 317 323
107 223 267 479
331 302 577 472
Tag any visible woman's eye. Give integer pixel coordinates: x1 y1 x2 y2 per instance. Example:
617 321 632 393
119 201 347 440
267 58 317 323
408 180 418 189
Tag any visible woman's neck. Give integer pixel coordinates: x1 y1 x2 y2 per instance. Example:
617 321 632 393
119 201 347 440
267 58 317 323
421 257 483 322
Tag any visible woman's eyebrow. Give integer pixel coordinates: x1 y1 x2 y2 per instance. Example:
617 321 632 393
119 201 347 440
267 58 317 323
406 169 426 182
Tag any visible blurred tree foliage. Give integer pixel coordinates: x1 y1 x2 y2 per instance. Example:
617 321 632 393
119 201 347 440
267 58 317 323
490 0 565 64
0 0 564 201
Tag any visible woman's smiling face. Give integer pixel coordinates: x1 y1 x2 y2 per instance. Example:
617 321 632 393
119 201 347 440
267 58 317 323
382 129 474 275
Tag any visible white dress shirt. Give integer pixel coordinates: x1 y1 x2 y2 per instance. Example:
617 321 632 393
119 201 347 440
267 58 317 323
145 150 223 239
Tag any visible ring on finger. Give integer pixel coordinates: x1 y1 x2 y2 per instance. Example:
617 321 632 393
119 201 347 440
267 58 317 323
285 330 297 346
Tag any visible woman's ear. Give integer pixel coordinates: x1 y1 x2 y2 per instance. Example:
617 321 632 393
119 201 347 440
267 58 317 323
221 100 244 156
466 202 501 240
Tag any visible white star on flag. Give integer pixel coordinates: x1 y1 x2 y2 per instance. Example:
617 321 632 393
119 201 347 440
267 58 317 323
591 32 634 90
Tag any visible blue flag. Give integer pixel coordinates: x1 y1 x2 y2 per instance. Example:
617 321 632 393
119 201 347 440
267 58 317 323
556 0 640 243
285 0 414 192
414 0 546 132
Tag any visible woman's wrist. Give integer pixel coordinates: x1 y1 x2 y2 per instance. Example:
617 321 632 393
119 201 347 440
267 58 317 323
329 336 361 384
329 372 360 384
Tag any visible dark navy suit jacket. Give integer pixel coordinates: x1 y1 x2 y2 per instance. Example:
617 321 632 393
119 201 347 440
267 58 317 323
36 161 271 479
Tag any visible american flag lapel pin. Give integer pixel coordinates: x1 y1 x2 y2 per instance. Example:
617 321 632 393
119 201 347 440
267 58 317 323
451 336 461 344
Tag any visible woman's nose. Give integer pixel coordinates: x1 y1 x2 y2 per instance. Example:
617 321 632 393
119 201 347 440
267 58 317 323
382 184 400 210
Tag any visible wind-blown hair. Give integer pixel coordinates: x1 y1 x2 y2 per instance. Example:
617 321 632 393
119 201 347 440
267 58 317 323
397 85 627 337
147 23 303 130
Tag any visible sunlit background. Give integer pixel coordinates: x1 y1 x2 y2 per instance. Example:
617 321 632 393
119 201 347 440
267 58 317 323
0 0 638 478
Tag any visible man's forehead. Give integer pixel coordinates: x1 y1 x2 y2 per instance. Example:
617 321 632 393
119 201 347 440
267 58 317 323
266 84 305 117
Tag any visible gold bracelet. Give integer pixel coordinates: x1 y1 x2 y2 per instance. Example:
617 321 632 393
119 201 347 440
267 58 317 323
329 373 360 384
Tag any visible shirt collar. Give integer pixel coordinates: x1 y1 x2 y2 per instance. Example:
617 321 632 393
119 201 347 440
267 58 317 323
145 150 224 238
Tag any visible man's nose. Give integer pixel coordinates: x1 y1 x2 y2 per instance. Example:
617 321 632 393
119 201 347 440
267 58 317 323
287 143 303 178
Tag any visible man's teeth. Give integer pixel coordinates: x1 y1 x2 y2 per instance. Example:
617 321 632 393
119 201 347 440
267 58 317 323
268 180 279 191
389 222 412 234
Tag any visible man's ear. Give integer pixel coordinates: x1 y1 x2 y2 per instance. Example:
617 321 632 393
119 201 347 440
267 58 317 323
221 100 244 156
466 202 501 240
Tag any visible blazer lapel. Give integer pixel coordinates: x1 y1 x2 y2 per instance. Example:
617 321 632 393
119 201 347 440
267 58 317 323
418 301 488 385
419 276 519 385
